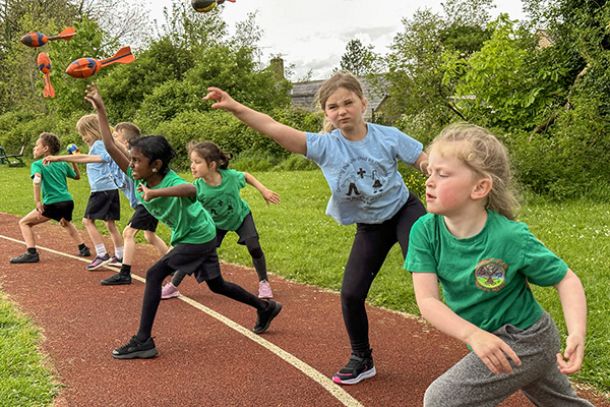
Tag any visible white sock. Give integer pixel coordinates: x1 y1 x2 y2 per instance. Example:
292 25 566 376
95 243 107 257
115 246 124 259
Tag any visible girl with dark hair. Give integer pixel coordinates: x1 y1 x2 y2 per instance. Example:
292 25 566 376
84 85 282 359
160 140 280 300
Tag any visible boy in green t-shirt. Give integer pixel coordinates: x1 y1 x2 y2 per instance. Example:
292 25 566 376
10 133 90 264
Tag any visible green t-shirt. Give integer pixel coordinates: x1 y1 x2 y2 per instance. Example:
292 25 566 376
128 168 216 245
30 160 76 205
194 169 251 231
404 211 568 332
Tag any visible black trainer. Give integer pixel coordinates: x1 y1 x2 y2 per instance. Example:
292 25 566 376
332 351 376 385
112 336 158 359
78 246 91 257
252 300 282 334
101 273 131 286
10 251 40 264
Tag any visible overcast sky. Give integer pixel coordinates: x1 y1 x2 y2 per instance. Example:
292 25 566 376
146 0 525 80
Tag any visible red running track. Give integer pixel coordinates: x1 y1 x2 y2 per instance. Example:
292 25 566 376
0 213 606 406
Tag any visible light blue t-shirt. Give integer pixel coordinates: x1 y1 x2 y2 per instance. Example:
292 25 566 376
86 140 118 192
306 123 423 225
120 175 139 208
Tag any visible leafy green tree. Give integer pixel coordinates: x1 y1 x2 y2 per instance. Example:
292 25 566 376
339 38 381 76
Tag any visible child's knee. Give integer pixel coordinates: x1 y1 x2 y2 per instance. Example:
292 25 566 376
82 218 94 227
423 381 448 407
123 226 136 239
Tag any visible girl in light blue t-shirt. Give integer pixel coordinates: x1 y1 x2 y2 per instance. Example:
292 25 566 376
204 71 427 385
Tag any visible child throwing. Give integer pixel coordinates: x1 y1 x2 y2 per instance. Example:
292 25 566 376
405 123 593 406
47 114 125 270
100 122 169 286
84 85 282 359
10 133 90 263
204 71 427 384
161 140 279 300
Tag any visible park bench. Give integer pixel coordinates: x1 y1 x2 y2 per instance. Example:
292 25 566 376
0 145 26 167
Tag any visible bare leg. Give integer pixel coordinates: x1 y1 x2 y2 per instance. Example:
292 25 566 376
60 219 86 246
83 218 106 254
143 230 169 256
18 209 49 248
122 225 138 266
105 220 123 252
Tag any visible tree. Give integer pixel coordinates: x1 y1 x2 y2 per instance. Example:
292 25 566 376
339 38 380 76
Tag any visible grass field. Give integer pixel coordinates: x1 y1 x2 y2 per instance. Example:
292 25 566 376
0 165 609 403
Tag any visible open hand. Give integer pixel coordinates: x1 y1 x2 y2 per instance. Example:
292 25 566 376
42 155 58 165
261 189 280 205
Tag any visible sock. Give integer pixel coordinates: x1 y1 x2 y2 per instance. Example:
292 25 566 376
78 243 87 250
27 247 37 254
95 243 107 257
120 264 131 276
114 246 124 259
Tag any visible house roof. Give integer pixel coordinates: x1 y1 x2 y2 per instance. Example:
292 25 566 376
290 77 388 120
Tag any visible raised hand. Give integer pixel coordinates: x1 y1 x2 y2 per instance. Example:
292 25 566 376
84 84 105 111
203 87 238 112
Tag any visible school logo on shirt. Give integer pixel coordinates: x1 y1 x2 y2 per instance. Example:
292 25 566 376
474 258 507 292
336 158 387 202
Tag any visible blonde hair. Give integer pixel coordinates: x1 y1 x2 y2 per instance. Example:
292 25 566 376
428 123 520 220
76 114 102 141
315 71 366 133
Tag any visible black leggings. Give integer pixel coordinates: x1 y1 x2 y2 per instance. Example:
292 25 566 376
136 259 266 341
341 193 426 355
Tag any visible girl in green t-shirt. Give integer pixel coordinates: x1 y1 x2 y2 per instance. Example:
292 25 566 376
84 85 282 360
405 123 593 406
161 140 280 301
10 132 90 264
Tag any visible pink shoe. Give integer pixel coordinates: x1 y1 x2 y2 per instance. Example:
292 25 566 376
258 280 273 299
161 282 180 299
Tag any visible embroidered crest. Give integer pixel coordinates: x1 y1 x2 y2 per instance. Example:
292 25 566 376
474 258 508 292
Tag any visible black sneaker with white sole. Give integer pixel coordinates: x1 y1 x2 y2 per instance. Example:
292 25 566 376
252 300 282 334
332 352 376 385
112 336 158 359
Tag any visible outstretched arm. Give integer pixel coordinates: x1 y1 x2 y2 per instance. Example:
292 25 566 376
204 87 307 155
84 85 130 173
554 269 587 374
244 172 280 205
412 272 521 375
43 154 103 164
138 183 196 202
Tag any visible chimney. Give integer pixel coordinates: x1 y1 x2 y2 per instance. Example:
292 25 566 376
269 57 285 80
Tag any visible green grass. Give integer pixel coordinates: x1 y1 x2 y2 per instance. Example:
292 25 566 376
1 165 609 399
0 292 57 406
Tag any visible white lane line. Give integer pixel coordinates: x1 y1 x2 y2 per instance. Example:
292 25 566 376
0 233 363 407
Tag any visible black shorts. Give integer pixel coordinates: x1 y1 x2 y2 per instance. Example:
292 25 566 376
42 200 74 222
215 212 259 247
128 204 159 232
84 190 120 220
161 239 220 283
